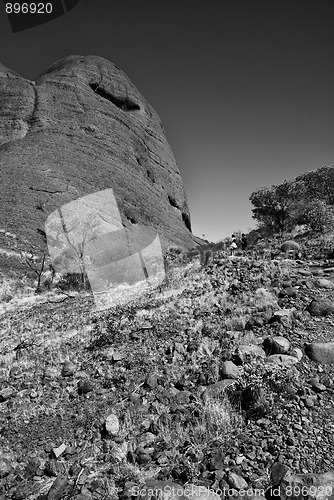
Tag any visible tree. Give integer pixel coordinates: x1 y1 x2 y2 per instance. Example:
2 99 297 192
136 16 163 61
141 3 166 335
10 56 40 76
249 180 304 235
17 240 49 294
298 199 334 234
295 166 334 205
46 209 102 291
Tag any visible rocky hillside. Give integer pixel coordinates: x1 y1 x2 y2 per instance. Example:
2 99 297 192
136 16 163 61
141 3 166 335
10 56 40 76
0 55 198 268
0 241 333 500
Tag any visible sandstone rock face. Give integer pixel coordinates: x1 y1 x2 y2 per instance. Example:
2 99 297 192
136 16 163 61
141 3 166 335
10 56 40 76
0 55 197 256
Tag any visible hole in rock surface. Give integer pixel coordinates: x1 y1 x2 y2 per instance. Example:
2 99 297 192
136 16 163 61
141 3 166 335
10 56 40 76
182 212 192 232
125 212 137 224
146 169 155 183
168 195 180 209
89 83 140 111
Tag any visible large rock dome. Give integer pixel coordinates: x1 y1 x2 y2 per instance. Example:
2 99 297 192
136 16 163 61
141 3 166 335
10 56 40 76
0 55 198 255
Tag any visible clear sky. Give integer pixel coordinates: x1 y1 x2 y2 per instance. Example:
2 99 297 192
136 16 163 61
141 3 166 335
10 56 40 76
1 0 334 242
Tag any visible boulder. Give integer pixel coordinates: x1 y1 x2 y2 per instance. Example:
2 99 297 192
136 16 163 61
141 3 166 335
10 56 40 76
46 475 69 500
307 299 334 317
268 469 334 500
266 354 299 367
270 462 291 486
315 278 334 289
280 241 301 253
235 344 266 363
299 269 312 276
269 309 295 327
0 55 197 263
201 379 236 402
278 287 298 298
263 336 291 355
304 342 334 364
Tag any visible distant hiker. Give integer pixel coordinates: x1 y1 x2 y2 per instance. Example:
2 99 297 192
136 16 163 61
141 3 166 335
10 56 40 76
230 234 237 256
241 233 247 251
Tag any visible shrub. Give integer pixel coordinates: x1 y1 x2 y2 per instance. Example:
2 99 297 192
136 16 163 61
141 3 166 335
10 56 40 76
57 272 91 292
229 357 300 420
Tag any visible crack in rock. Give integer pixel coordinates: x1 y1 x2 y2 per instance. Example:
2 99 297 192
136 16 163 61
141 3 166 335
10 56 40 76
27 83 39 132
28 187 65 194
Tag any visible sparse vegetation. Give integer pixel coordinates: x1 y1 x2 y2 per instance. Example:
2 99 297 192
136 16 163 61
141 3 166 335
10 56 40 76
1 226 334 498
2 170 334 497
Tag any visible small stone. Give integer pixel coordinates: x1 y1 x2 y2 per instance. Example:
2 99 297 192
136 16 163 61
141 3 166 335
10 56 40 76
263 336 290 355
0 456 13 478
105 413 120 435
137 453 151 464
270 309 295 327
0 386 16 402
226 471 248 490
45 459 66 477
210 452 224 470
279 287 297 298
146 373 159 388
290 347 303 361
129 393 141 404
309 378 327 392
221 360 240 379
197 373 207 385
270 463 292 487
236 455 245 465
46 475 68 500
105 348 125 362
52 443 67 458
304 397 316 408
175 390 192 404
61 360 76 377
77 379 93 395
110 440 128 461
323 377 333 388
299 269 312 276
64 446 77 456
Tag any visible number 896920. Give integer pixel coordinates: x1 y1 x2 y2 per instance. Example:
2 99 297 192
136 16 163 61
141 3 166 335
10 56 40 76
5 3 53 14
